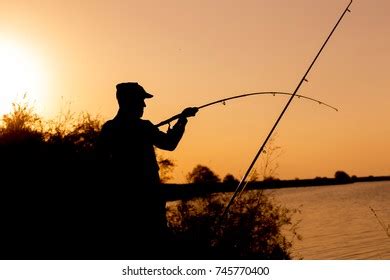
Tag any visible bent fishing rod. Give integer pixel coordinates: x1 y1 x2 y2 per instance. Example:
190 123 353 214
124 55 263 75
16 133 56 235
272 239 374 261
156 92 337 128
221 0 353 219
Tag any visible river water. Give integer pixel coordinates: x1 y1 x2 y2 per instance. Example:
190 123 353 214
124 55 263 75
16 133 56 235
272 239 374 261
268 181 390 259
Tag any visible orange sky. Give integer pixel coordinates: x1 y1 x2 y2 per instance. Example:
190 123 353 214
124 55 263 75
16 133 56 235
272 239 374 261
1 0 389 182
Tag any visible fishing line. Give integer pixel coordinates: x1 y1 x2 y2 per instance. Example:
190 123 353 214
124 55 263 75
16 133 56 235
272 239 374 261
156 92 337 128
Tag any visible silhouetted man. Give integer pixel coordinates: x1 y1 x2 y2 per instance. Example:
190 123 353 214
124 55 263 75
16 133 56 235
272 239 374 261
98 82 197 257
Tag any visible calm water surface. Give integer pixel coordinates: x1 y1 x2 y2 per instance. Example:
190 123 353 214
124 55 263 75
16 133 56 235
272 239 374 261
268 181 390 259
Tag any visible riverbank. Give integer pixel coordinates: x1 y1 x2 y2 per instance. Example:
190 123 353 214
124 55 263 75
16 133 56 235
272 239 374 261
163 176 390 201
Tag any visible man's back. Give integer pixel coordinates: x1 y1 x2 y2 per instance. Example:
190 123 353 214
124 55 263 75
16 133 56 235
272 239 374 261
99 117 161 185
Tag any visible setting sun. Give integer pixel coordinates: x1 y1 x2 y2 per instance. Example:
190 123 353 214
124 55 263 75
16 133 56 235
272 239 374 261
0 39 46 115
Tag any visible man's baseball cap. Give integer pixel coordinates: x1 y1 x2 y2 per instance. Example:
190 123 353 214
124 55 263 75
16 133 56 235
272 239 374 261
116 82 154 100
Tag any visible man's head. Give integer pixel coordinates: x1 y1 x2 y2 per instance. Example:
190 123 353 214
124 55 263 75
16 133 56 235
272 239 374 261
116 82 153 118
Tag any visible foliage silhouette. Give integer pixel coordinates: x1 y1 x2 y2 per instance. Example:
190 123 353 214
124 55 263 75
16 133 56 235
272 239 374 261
222 174 239 186
186 165 221 184
158 157 176 183
334 170 352 183
0 99 102 161
167 191 300 259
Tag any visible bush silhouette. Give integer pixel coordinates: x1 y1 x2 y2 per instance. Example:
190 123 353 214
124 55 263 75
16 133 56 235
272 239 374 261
0 100 45 160
186 165 221 184
167 191 300 259
334 170 352 183
222 173 239 186
158 157 176 183
0 99 102 161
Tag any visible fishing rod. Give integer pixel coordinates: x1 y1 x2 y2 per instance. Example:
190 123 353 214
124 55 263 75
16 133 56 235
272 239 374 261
369 206 390 238
221 0 353 219
156 92 338 127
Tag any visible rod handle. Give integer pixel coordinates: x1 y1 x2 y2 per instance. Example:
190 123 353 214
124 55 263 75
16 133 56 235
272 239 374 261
155 114 182 127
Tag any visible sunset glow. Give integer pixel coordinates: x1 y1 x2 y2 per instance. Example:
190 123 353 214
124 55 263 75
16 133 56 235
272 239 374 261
0 40 47 115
